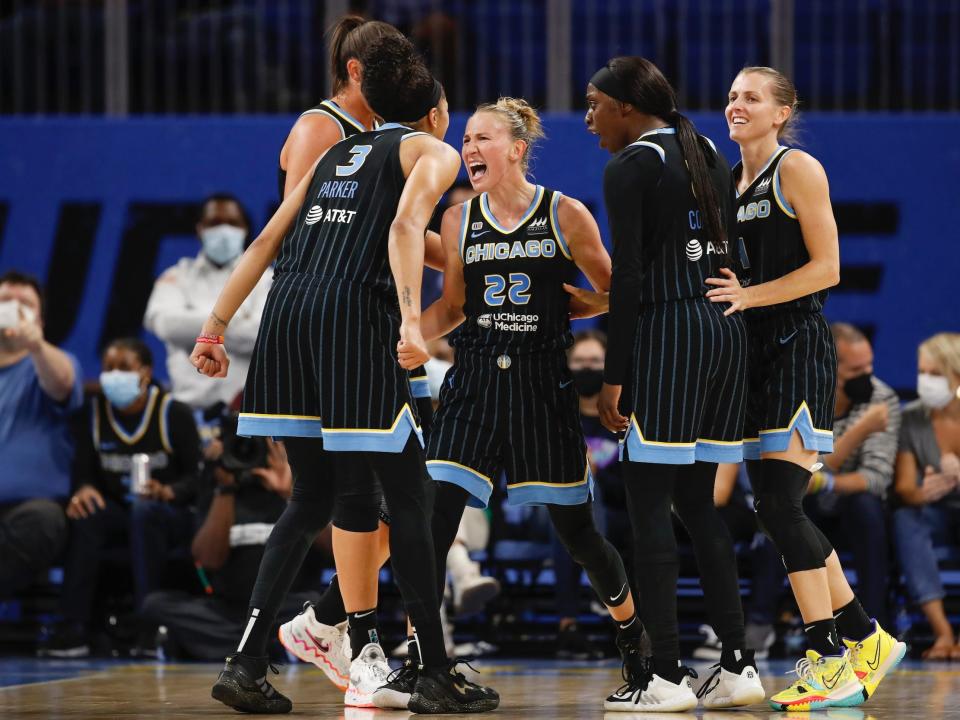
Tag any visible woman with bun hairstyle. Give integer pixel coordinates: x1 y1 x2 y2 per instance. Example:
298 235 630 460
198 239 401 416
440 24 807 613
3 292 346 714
192 35 498 715
712 66 904 711
585 56 762 713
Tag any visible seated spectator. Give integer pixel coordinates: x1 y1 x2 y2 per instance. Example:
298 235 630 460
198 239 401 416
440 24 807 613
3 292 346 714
0 271 82 593
893 332 960 660
144 193 272 411
42 338 201 657
142 434 323 661
804 322 900 627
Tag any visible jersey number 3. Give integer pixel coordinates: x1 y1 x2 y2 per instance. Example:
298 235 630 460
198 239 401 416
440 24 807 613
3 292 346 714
336 145 372 176
484 273 531 306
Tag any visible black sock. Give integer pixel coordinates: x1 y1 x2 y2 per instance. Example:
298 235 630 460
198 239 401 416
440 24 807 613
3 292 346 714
804 617 841 656
407 635 421 665
615 613 642 642
834 597 874 641
721 647 755 672
313 574 347 626
348 609 379 659
233 652 268 678
653 656 685 684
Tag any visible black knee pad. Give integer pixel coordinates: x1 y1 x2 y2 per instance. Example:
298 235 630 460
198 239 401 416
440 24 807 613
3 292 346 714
752 459 831 573
332 491 383 533
548 504 629 602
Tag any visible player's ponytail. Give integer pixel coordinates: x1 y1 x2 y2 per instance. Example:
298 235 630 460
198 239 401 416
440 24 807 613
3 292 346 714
327 16 403 95
606 56 727 258
360 35 441 123
475 97 546 174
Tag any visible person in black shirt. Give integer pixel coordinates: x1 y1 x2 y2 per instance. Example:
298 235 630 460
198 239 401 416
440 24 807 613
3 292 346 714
585 57 762 712
42 338 201 658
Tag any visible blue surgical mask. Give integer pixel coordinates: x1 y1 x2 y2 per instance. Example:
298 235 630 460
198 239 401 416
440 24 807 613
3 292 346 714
201 224 246 266
100 370 143 409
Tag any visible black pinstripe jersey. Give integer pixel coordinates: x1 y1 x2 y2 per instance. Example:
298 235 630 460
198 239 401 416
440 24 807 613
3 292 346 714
277 99 369 200
453 186 577 356
274 123 422 300
733 146 826 318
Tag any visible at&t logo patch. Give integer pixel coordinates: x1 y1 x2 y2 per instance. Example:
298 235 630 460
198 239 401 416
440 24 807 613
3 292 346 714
685 239 703 261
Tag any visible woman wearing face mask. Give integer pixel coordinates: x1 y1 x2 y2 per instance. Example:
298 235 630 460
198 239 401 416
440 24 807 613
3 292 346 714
413 97 640 706
144 193 269 411
892 332 960 660
709 66 905 710
42 338 202 658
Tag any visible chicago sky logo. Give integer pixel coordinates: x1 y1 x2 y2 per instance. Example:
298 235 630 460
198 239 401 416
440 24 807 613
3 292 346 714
754 176 772 196
527 216 548 234
685 239 703 261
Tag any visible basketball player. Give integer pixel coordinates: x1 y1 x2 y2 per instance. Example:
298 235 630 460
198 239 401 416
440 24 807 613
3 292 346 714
273 17 441 702
585 57 764 712
706 66 905 711
370 96 643 710
191 35 498 714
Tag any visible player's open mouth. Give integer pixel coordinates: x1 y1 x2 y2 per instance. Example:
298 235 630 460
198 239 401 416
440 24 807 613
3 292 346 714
469 162 487 180
731 117 748 126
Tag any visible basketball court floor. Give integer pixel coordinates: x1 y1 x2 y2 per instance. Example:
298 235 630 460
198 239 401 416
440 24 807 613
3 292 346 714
1 657 956 719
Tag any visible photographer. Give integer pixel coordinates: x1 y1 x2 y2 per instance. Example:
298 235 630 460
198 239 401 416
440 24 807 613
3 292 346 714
42 338 201 657
142 428 322 660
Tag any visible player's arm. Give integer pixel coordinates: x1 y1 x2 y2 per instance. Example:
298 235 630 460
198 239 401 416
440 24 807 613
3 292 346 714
424 230 445 271
391 137 461 369
557 195 611 318
282 115 343 198
191 159 318 378
706 151 840 313
421 204 467 341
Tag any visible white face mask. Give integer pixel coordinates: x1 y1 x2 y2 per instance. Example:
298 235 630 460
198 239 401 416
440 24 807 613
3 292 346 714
201 224 246 266
917 372 955 409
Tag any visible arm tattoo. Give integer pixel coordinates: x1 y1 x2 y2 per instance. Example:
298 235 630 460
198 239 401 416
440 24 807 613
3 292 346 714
402 286 413 308
210 312 227 329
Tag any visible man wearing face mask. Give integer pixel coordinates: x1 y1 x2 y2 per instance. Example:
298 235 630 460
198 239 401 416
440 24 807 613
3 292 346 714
0 271 82 594
41 337 201 658
144 194 271 410
803 322 901 627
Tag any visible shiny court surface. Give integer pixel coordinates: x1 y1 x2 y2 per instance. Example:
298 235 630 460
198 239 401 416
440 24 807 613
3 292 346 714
0 657 956 719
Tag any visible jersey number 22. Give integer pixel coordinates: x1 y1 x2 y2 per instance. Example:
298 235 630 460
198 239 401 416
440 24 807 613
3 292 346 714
484 273 531 306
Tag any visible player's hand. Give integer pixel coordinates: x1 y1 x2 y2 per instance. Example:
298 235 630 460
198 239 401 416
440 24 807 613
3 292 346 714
858 402 889 434
143 479 175 502
397 322 430 370
705 267 751 316
190 342 230 378
940 452 960 479
67 484 106 519
564 284 609 319
599 383 629 434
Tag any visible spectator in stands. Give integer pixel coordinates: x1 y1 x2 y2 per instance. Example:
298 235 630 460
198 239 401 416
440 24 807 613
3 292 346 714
144 194 272 411
893 332 960 660
142 436 323 660
42 338 201 657
0 271 82 592
804 323 900 627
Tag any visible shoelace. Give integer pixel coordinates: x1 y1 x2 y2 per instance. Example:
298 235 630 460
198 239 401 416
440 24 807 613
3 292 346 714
613 654 652 696
384 663 418 685
695 663 721 699
788 656 817 686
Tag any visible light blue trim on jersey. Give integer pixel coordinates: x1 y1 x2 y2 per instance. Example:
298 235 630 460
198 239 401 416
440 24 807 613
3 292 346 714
773 148 798 218
505 468 594 507
377 122 428 138
735 145 786 198
628 140 665 163
458 197 471 258
479 185 544 234
237 414 324 439
695 439 744 463
549 191 572 259
703 136 718 155
321 99 366 133
321 405 424 452
428 460 493 509
300 108 347 140
638 127 676 137
410 374 431 399
742 403 834 460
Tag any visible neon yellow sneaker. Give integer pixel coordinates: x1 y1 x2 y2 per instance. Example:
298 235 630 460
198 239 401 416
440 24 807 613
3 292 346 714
842 621 907 699
769 649 866 711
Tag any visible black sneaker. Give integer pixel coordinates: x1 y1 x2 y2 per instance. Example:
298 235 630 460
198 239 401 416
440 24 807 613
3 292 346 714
38 624 90 659
408 662 500 714
556 623 604 660
373 660 419 709
615 629 651 679
211 653 292 714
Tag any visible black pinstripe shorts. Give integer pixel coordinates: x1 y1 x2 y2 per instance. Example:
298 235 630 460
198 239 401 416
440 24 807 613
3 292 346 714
426 350 592 509
620 298 748 464
743 310 836 458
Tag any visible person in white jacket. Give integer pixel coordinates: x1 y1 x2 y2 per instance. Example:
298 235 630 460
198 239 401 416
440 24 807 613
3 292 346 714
144 194 272 409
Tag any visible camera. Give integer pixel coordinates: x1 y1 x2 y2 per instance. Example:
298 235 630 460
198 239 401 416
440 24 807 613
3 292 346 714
218 413 268 485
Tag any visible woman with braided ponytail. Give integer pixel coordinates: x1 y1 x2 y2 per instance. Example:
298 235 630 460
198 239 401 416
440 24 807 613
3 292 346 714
585 57 763 712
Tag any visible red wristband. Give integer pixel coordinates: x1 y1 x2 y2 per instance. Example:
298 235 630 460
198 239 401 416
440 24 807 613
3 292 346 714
196 334 225 345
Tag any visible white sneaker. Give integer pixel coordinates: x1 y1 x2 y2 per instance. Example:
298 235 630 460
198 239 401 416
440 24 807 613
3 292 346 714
605 673 698 712
698 665 765 708
345 643 392 708
278 603 349 691
692 624 722 661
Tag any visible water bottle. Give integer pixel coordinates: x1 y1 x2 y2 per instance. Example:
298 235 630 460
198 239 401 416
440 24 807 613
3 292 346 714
131 453 151 495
